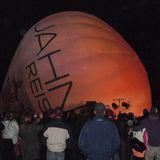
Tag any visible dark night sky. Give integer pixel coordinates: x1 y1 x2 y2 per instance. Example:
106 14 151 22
1 0 160 105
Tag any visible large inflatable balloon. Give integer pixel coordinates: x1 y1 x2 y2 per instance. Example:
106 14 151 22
0 11 151 115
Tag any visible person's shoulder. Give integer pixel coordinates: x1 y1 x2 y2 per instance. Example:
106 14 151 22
84 117 106 125
43 119 54 128
86 117 107 122
87 118 98 123
102 118 114 123
61 120 71 129
140 116 156 124
50 119 71 130
12 119 18 123
103 118 117 127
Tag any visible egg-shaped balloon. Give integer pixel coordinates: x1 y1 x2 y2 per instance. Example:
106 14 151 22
0 11 151 115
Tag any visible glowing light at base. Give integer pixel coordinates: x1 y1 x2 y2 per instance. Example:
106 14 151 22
0 11 151 116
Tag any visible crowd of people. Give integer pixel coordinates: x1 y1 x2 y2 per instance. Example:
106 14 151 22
0 102 159 160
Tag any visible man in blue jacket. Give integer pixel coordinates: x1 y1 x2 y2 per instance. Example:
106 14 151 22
78 102 120 160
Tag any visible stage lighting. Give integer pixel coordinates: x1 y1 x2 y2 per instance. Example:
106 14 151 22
112 103 119 109
122 102 130 109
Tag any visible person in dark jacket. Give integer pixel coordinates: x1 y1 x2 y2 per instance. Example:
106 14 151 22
19 114 43 160
133 107 160 160
78 102 120 160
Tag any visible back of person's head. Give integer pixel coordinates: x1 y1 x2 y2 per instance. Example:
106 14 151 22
54 107 63 119
94 102 106 117
20 113 31 124
143 108 149 117
8 112 16 120
150 107 159 118
47 109 55 118
133 117 140 126
128 112 134 120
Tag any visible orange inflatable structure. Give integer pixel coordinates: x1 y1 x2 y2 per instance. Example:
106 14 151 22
0 11 151 115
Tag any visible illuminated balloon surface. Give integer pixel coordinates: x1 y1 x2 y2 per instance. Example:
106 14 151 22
0 11 151 115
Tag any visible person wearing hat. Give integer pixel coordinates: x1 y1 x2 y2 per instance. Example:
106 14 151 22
78 102 120 160
133 106 160 160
